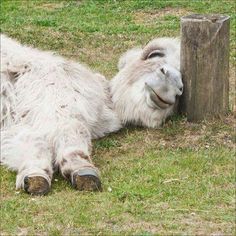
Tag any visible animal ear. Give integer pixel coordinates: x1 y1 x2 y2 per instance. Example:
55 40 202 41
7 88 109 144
118 48 142 70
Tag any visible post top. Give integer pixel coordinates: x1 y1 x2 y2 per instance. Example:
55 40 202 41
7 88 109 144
181 14 230 23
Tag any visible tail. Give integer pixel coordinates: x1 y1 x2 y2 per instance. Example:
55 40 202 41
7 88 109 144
1 125 23 170
0 125 44 171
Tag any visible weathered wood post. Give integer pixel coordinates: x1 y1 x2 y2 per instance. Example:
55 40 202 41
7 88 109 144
179 14 230 121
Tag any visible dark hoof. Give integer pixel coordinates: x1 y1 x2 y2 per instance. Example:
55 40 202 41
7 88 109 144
72 169 102 192
24 176 50 195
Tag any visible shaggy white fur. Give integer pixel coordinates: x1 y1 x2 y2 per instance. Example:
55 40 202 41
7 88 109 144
0 34 182 194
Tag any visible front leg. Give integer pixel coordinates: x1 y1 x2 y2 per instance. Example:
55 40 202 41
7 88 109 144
54 120 102 191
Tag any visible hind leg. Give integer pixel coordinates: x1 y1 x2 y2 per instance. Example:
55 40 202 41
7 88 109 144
1 129 53 195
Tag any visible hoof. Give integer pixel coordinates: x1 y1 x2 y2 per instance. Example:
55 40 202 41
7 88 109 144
24 176 50 195
72 168 102 192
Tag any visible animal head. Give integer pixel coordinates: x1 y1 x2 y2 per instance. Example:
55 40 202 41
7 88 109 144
110 38 183 128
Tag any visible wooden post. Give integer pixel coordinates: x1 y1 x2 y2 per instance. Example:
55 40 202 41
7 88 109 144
179 14 230 121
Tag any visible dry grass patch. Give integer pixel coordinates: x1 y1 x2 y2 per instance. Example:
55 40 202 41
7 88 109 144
179 213 233 235
133 7 191 25
36 2 65 11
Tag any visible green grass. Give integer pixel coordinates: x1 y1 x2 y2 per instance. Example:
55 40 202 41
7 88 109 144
1 0 235 235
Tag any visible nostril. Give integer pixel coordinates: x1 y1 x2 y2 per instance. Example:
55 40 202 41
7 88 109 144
160 67 166 75
176 87 183 96
179 86 184 93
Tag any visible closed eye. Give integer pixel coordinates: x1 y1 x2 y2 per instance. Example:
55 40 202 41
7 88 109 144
147 50 165 59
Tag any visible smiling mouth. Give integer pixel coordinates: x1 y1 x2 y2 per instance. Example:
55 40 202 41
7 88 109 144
146 84 174 109
155 92 172 105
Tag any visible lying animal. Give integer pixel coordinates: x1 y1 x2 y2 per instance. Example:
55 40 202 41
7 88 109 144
0 35 183 195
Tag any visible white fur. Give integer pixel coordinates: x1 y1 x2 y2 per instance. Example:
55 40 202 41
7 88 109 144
111 37 182 127
0 35 181 190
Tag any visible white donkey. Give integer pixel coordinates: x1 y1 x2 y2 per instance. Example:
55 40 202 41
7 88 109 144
1 35 183 195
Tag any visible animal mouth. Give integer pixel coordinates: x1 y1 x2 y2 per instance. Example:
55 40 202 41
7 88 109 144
155 92 172 105
146 84 174 109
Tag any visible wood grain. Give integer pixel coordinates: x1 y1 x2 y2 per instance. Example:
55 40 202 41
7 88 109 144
179 14 230 121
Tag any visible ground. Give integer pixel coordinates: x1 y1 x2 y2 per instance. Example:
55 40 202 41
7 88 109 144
0 0 235 235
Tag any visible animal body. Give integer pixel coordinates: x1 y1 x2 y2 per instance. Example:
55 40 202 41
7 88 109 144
0 35 183 195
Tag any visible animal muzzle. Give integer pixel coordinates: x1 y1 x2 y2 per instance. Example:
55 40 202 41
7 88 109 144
145 83 175 109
